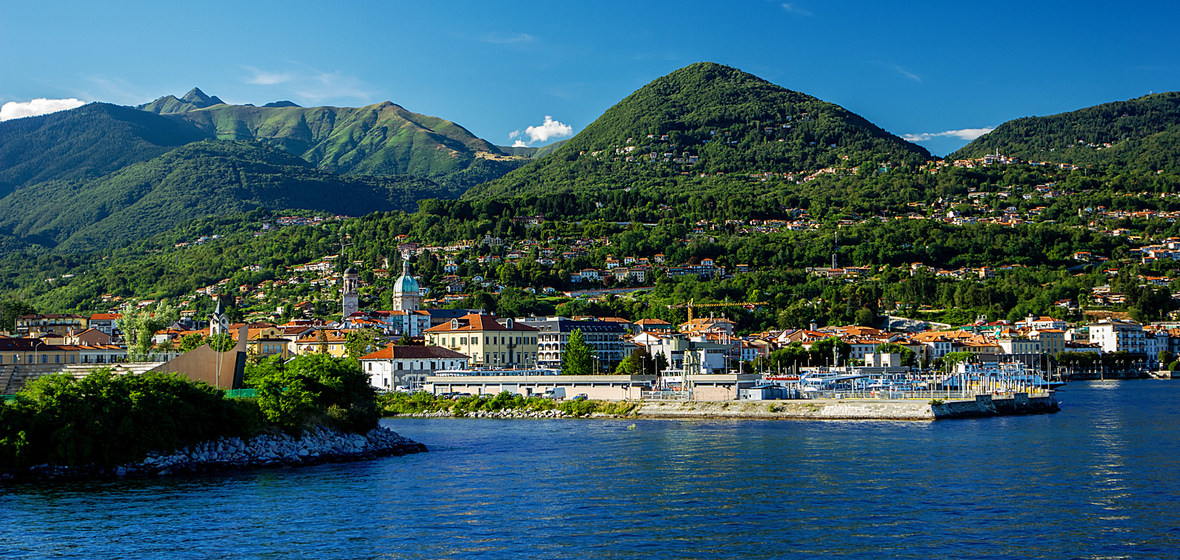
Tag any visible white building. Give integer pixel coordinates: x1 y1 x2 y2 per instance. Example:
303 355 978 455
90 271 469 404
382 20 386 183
360 344 470 391
1088 320 1148 354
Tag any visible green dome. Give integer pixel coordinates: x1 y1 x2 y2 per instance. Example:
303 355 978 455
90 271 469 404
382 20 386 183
394 273 419 294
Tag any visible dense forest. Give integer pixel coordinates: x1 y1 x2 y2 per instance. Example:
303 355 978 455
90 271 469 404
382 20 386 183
466 62 930 199
952 92 1180 172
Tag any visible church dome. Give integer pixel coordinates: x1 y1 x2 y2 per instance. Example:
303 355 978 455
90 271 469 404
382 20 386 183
394 273 419 294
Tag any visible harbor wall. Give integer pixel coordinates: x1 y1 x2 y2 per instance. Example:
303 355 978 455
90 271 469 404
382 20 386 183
634 393 1057 421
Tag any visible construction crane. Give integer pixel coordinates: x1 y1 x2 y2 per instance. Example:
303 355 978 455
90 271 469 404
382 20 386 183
667 298 768 322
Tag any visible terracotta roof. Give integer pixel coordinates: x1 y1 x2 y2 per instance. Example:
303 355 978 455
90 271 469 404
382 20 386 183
360 344 470 361
425 314 538 333
89 313 122 321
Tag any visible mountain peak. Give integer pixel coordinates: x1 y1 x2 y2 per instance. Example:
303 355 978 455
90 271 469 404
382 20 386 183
180 88 225 108
139 88 224 114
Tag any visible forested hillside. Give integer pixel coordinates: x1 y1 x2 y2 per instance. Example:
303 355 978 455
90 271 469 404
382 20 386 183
0 103 210 196
466 62 930 199
952 92 1180 172
0 140 449 252
144 94 527 189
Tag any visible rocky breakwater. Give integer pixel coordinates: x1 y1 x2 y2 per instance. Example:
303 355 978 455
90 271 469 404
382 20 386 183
7 426 427 481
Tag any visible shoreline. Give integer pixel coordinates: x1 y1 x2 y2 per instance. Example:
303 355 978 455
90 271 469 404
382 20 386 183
389 393 1060 421
1 426 427 482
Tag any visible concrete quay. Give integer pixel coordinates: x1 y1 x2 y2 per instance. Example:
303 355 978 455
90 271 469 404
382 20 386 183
633 393 1058 421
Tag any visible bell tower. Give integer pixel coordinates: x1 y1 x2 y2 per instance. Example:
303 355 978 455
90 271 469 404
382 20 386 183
342 267 360 318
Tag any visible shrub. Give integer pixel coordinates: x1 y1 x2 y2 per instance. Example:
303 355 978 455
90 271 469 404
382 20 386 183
249 354 379 434
0 369 263 469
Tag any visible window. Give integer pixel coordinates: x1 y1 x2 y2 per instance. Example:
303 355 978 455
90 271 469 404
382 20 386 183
460 337 467 345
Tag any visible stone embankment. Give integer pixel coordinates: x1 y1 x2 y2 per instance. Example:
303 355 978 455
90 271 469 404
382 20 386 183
636 399 937 420
5 426 426 481
400 408 568 419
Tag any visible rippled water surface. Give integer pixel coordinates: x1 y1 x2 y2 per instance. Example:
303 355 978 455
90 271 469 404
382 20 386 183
4 380 1180 559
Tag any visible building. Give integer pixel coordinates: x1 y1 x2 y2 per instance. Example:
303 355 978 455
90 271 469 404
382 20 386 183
293 329 352 357
1089 320 1148 354
246 325 294 360
391 258 421 311
15 314 88 336
88 313 122 338
210 298 231 336
426 371 655 400
424 314 538 368
0 337 79 366
360 344 471 390
518 317 627 371
632 331 690 370
342 267 360 318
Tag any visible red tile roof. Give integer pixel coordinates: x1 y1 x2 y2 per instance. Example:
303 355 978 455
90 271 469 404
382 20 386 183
360 344 470 361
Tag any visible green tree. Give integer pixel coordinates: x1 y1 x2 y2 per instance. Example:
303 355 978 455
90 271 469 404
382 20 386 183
250 353 378 434
618 349 646 375
345 328 384 358
118 301 179 361
562 329 594 376
873 342 916 367
179 333 207 352
654 351 669 375
207 332 236 352
0 299 36 333
854 307 877 327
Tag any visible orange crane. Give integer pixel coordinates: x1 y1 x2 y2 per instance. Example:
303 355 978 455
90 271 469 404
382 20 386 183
667 298 768 322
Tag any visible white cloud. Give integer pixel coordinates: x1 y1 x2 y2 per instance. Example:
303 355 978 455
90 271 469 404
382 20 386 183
903 127 995 142
512 139 529 147
895 67 921 82
479 32 535 44
243 66 293 86
238 63 372 104
0 98 86 121
782 3 812 16
523 116 573 143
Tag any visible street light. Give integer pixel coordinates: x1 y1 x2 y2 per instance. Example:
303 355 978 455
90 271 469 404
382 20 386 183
33 339 44 365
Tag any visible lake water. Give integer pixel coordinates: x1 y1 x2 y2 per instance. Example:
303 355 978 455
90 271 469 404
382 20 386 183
3 380 1180 559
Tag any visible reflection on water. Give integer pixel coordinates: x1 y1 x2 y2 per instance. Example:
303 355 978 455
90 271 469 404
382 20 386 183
3 380 1180 559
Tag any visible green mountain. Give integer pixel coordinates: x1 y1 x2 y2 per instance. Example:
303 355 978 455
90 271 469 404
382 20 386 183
0 102 210 197
0 140 451 252
141 92 528 189
950 92 1180 171
465 62 930 199
496 139 570 158
138 87 227 115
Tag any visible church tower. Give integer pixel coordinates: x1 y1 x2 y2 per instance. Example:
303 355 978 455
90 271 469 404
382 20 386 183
342 267 360 318
210 297 230 336
392 256 421 311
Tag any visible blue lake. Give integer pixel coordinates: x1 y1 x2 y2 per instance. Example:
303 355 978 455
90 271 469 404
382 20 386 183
4 380 1180 559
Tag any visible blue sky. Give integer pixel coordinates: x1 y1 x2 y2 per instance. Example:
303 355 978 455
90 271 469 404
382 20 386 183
2 1 1178 156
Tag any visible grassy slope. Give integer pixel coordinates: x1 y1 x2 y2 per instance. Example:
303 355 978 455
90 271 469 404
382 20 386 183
160 101 523 187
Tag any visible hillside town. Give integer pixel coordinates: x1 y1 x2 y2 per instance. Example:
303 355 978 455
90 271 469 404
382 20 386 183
3 247 1175 399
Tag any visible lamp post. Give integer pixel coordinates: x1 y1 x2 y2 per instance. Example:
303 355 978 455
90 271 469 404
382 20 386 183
33 339 44 366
